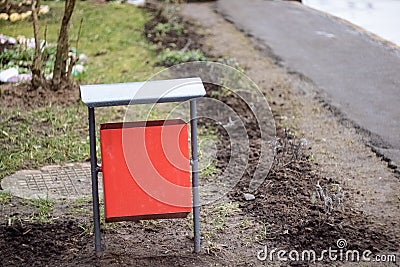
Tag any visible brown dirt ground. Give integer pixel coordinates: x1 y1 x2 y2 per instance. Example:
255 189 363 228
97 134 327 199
181 0 400 264
0 82 81 109
0 1 399 266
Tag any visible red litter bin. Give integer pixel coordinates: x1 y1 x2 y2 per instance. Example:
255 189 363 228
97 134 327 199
100 119 192 222
80 77 205 253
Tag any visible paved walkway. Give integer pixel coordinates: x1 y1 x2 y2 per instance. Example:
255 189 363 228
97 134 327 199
218 0 400 166
1 163 102 200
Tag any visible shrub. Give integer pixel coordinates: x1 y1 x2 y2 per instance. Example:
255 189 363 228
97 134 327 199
152 21 184 40
157 49 207 66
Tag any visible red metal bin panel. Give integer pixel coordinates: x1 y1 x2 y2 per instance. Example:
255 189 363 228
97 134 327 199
100 119 192 222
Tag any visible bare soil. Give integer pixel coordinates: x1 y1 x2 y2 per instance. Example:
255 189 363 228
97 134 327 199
0 82 81 109
0 1 399 266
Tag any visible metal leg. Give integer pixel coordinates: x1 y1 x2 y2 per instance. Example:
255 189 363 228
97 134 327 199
190 100 201 253
88 107 102 254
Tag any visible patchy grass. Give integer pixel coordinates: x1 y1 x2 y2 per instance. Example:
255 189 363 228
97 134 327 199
201 162 217 179
202 202 241 235
0 191 11 204
210 202 240 231
149 21 185 43
68 197 92 215
254 220 269 242
1 1 160 83
0 104 123 179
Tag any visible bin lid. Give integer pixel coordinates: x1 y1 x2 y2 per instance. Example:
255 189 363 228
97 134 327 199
80 77 206 107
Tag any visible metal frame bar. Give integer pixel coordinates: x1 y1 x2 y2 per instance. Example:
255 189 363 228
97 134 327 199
88 101 201 254
190 99 201 253
88 107 102 254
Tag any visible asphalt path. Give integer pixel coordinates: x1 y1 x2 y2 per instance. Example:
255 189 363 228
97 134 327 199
217 0 400 166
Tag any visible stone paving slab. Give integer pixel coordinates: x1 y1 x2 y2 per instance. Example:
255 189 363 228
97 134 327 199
1 163 103 200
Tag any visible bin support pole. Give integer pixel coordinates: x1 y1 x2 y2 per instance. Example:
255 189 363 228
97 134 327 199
190 99 200 253
88 107 102 254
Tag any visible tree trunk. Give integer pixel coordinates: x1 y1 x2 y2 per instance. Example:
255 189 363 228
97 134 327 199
31 0 43 89
52 0 76 90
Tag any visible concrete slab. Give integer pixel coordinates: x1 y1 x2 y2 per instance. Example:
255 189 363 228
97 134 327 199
1 163 103 200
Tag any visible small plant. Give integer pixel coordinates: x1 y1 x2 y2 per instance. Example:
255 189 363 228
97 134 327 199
0 46 33 73
151 21 184 42
78 222 92 236
205 240 224 255
201 162 217 179
217 57 245 73
139 219 164 232
157 49 207 66
0 191 11 204
313 181 344 214
198 127 219 179
31 196 53 223
0 44 58 76
254 220 269 242
41 45 57 75
271 128 308 169
69 196 91 214
75 196 91 206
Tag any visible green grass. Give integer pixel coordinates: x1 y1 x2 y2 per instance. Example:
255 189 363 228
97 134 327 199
254 220 269 242
157 49 207 67
1 1 159 83
0 2 160 180
0 103 125 179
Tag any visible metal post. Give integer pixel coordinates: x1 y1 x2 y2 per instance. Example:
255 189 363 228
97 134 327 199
190 99 200 253
88 107 102 254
